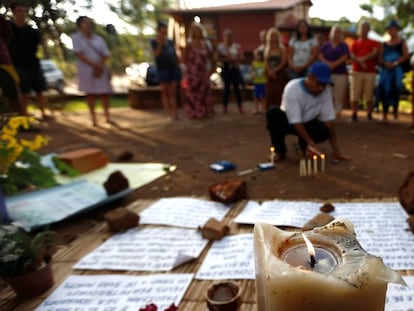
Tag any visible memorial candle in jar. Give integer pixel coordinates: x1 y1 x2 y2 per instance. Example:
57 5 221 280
253 219 405 311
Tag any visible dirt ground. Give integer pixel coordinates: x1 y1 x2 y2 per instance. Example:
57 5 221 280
29 99 414 209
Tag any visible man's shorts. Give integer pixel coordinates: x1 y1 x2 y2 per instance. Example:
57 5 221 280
350 71 376 103
16 66 46 94
0 67 19 98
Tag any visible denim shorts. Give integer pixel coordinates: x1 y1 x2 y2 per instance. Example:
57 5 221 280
254 84 266 99
157 67 181 83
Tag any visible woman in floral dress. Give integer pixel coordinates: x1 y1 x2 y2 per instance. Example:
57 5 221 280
183 22 214 118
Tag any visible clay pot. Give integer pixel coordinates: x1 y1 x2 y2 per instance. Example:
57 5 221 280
7 261 54 298
205 281 241 311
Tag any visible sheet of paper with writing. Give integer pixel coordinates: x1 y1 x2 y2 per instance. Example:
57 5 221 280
195 233 255 280
139 197 230 228
332 202 414 270
35 273 194 311
233 200 320 227
74 227 208 271
385 275 414 311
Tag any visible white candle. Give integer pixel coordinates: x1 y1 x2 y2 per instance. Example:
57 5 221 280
321 154 325 172
307 159 312 176
299 159 306 177
270 147 275 163
254 219 405 311
313 155 318 175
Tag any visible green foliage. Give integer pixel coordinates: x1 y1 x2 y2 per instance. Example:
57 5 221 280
1 148 58 196
51 156 79 177
108 0 172 31
0 224 55 278
368 0 414 35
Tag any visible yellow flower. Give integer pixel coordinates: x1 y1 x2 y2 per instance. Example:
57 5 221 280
20 135 48 151
1 126 17 137
7 116 34 130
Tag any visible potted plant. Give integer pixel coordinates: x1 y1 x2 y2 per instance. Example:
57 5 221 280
0 224 56 298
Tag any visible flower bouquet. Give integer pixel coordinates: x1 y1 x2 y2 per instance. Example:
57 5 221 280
0 116 58 196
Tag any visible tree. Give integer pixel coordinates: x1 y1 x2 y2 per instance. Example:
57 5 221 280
108 0 173 31
0 0 93 60
367 0 414 34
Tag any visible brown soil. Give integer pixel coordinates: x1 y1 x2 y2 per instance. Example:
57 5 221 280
34 102 414 209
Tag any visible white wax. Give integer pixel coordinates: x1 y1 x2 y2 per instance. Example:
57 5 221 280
254 219 405 311
299 159 306 177
321 154 325 172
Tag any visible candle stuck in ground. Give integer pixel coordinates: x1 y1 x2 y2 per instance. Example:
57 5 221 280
299 159 307 176
269 147 275 163
321 154 325 172
313 155 318 174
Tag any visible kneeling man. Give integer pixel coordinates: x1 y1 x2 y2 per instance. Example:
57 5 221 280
266 61 350 162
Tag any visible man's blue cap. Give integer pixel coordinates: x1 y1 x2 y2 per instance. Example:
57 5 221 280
309 61 332 85
386 19 400 30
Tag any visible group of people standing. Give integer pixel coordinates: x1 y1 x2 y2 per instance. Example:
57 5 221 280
264 18 412 163
257 19 412 124
151 18 412 128
0 2 114 127
0 2 51 120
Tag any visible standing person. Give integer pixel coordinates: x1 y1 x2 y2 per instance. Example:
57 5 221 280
254 29 267 55
411 53 414 129
287 19 318 80
349 20 379 121
7 1 51 120
183 22 213 119
264 27 288 110
72 16 113 127
151 21 181 120
319 25 350 120
377 19 409 122
0 14 22 114
266 61 350 162
216 29 244 114
250 49 266 114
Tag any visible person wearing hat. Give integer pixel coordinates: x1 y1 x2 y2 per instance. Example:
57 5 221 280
377 19 409 122
266 61 350 162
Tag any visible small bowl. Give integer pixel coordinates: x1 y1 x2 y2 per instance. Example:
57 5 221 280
205 281 241 311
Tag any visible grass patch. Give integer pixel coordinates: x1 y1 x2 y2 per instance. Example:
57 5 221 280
30 96 129 113
60 96 129 112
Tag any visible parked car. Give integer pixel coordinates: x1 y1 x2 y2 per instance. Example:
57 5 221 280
40 59 65 94
126 62 151 87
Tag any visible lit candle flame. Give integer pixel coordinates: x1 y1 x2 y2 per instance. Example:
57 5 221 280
270 147 275 153
302 233 316 268
320 154 325 160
